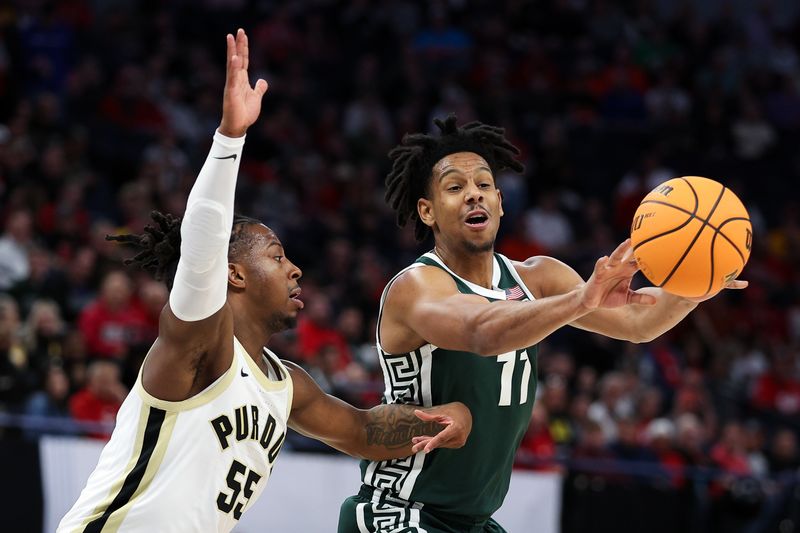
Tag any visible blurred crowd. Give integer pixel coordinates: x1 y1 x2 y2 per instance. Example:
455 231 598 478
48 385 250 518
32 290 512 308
1 0 800 530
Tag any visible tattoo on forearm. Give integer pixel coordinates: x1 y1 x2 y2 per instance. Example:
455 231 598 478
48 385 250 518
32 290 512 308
364 406 442 449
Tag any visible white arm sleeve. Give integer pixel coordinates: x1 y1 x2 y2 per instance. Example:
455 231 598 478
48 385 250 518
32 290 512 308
169 129 245 322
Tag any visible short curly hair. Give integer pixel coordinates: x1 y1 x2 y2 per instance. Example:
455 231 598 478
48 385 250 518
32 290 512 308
385 115 524 241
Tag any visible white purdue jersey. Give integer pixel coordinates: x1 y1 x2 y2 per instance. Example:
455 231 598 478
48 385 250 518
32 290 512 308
58 337 293 533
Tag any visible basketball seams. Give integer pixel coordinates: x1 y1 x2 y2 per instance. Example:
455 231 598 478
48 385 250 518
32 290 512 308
658 183 727 289
640 200 749 262
706 226 718 297
714 188 751 262
706 218 750 296
715 217 750 261
631 178 698 254
715 218 749 262
633 199 698 253
640 199 693 218
679 176 700 213
711 218 749 262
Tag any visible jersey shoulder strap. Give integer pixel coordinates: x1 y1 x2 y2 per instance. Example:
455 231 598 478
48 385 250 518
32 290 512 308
415 252 473 293
494 252 536 301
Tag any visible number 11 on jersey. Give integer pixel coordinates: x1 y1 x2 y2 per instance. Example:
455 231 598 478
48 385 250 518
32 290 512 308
497 350 532 406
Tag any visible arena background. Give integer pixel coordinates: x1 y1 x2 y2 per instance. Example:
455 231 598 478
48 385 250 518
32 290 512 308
0 1 799 532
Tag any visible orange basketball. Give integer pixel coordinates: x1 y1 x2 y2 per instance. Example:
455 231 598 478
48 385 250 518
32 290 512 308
630 176 752 298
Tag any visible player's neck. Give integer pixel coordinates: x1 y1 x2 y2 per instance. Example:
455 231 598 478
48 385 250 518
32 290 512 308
234 332 270 366
231 311 273 365
433 242 495 289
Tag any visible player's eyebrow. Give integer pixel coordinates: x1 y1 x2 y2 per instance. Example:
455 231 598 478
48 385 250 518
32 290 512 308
439 165 492 181
266 240 284 250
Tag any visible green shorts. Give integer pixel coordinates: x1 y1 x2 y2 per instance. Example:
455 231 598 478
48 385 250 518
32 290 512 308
338 485 507 533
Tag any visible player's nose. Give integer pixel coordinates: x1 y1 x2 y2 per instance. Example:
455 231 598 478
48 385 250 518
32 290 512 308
287 259 302 280
464 182 484 203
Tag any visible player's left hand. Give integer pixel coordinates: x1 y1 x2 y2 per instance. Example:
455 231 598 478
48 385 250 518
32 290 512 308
219 28 268 138
410 402 472 454
683 279 749 303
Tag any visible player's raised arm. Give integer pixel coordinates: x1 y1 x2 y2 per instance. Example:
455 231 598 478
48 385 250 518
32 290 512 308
142 29 267 399
284 361 472 460
165 29 265 324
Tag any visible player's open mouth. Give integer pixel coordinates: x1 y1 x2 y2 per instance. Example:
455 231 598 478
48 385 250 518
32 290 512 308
290 287 304 309
464 210 489 228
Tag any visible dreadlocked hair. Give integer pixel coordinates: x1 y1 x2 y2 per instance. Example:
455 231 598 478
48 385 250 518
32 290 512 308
385 114 525 241
106 210 263 289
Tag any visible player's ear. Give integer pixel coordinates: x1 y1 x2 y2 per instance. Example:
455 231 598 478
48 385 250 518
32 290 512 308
417 198 435 228
228 262 246 289
497 188 504 218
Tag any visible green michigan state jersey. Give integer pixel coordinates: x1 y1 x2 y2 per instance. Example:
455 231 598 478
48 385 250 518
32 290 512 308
360 251 538 520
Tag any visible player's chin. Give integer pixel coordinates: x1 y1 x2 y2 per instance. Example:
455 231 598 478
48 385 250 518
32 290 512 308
286 304 300 320
463 236 495 253
268 310 298 332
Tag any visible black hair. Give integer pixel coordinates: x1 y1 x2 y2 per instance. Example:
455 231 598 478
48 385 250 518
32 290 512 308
106 211 263 289
385 115 524 241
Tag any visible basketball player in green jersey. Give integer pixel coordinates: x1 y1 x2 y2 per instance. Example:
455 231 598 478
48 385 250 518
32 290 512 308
338 117 747 532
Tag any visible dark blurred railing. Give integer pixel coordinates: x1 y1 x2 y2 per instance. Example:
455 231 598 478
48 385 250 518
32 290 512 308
0 412 114 436
516 455 800 533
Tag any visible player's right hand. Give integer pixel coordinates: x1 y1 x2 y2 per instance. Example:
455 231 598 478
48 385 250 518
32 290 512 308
579 239 657 310
410 402 472 454
219 29 268 138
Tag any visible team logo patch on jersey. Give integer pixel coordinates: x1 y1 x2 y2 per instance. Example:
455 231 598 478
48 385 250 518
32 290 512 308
505 285 525 300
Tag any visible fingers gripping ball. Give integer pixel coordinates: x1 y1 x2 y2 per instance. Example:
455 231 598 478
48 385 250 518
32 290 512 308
630 176 752 298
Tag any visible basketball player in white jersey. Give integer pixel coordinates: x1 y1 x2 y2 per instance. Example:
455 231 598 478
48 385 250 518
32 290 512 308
58 30 472 533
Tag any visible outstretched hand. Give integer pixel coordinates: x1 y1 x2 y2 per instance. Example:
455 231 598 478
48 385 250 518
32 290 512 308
219 29 268 138
410 402 472 454
683 278 749 303
579 239 657 310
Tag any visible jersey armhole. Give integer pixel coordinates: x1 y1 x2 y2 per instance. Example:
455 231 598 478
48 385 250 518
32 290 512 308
375 262 426 354
135 346 238 412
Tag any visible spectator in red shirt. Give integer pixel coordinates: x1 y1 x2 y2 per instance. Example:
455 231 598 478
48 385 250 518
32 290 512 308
69 359 126 439
751 351 800 417
497 215 546 263
78 271 149 359
710 421 752 476
516 404 559 471
296 293 351 371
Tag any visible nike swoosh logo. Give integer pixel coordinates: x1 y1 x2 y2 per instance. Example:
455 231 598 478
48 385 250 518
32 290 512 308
213 154 237 162
241 368 249 377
